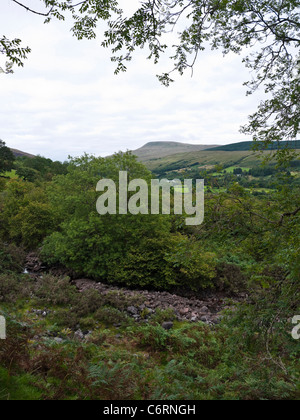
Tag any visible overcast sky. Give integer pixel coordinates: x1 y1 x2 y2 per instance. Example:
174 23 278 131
0 0 261 162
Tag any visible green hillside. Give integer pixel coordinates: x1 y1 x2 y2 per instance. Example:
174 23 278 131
205 140 300 152
144 150 270 175
133 141 300 176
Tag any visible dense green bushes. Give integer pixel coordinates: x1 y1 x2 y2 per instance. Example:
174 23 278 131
0 180 57 249
39 153 219 291
0 242 25 274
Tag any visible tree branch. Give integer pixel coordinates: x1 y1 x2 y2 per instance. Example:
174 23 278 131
11 0 53 17
279 207 300 226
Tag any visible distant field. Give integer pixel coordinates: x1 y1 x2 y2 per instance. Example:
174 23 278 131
145 150 266 173
224 166 251 173
145 149 300 175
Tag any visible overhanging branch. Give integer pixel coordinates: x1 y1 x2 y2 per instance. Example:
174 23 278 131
11 0 54 16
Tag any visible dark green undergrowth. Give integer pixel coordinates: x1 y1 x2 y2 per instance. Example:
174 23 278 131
0 272 299 401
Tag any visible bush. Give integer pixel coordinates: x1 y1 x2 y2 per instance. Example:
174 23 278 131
34 275 78 306
95 307 129 326
0 273 33 303
72 289 105 318
150 308 177 324
0 273 21 303
215 261 248 293
165 235 217 291
0 242 26 273
103 290 144 311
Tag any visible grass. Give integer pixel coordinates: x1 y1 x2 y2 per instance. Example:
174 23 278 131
0 367 42 401
224 166 251 173
174 186 190 193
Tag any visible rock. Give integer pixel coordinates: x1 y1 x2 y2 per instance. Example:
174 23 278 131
127 306 139 315
146 308 155 315
74 329 85 341
179 308 190 315
162 322 174 330
190 316 198 322
54 337 63 344
200 306 209 313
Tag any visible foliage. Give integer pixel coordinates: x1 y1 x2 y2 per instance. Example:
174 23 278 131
0 140 15 174
0 36 31 73
40 152 214 290
0 241 26 273
0 142 299 400
0 179 57 249
14 155 69 182
34 275 78 306
165 235 217 290
94 306 129 326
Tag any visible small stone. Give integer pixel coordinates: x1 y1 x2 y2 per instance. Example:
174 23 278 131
200 306 209 313
74 329 84 341
179 308 190 315
162 322 173 330
127 306 139 315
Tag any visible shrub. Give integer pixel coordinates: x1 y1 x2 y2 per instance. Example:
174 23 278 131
34 275 78 306
150 308 177 324
215 261 248 293
72 289 105 318
0 273 33 303
0 242 26 273
165 235 217 290
0 273 20 303
95 307 129 326
103 290 144 311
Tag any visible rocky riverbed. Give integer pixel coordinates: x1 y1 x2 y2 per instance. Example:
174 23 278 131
25 253 243 326
74 278 241 325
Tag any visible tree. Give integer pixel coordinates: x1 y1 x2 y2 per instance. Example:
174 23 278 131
0 140 15 174
2 1 299 155
0 179 57 248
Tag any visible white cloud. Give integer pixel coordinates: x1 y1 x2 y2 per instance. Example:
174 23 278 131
0 0 260 161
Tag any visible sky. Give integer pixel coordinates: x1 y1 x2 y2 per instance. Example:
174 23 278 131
0 0 261 162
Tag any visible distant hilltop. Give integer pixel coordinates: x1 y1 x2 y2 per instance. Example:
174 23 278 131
131 141 220 162
10 148 35 158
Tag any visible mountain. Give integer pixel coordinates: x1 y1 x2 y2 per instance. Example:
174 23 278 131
131 141 220 162
130 140 300 175
10 148 35 158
